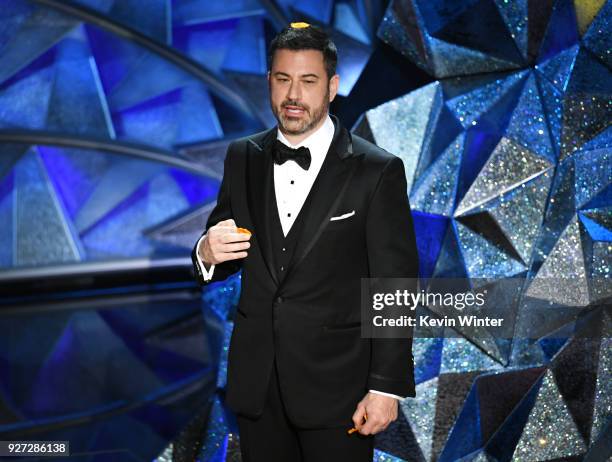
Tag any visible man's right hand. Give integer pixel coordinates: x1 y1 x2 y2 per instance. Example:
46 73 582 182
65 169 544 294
198 219 251 268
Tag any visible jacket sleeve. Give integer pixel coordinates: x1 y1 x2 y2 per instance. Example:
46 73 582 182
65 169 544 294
365 156 419 397
191 141 244 286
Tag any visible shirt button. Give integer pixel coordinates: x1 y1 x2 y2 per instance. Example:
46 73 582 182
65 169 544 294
282 247 286 252
275 296 283 304
290 180 295 184
287 213 291 217
280 266 285 271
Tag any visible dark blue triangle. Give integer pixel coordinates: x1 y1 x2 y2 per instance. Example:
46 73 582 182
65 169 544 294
432 222 470 279
537 0 579 63
427 0 524 65
418 104 464 180
413 212 449 279
486 373 544 461
438 384 482 462
539 337 570 361
457 72 527 202
415 335 444 384
581 183 612 212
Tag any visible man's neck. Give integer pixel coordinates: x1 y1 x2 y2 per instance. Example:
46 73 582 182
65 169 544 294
279 113 328 146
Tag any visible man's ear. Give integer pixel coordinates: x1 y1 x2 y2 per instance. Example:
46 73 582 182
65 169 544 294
329 74 339 102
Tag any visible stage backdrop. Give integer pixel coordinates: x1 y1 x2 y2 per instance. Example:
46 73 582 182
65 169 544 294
0 1 610 461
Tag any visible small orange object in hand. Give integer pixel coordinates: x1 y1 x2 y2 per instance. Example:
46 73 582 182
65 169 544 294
347 412 367 434
237 227 252 235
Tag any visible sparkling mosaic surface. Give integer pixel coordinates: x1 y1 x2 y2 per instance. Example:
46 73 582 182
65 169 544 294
512 370 587 459
347 1 610 461
0 0 377 270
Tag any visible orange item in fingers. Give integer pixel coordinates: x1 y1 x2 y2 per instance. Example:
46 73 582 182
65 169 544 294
347 412 367 434
236 227 252 235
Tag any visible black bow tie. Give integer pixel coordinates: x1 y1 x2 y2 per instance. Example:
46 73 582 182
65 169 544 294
273 139 311 170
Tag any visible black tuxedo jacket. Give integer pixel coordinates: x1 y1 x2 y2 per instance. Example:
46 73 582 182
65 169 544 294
191 114 419 428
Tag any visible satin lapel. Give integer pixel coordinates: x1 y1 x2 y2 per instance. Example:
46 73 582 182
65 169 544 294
246 129 280 287
282 118 363 284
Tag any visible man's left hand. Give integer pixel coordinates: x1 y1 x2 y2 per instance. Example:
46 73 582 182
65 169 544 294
351 392 398 435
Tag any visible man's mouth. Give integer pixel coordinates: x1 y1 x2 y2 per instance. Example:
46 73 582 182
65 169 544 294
284 105 306 116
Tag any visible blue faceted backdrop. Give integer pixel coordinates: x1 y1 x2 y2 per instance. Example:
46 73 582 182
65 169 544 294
0 1 610 461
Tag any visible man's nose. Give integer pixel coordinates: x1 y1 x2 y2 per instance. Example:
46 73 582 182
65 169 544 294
287 81 301 100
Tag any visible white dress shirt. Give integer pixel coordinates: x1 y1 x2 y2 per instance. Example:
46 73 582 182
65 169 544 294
196 113 405 401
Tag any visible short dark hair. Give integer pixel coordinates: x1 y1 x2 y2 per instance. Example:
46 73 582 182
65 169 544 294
267 23 338 80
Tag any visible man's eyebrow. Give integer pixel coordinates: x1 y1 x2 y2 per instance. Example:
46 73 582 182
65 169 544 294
273 71 321 79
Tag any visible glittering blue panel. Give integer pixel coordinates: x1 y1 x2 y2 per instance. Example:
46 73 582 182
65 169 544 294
0 1 79 86
334 2 370 45
419 104 463 176
574 147 611 208
456 73 527 199
560 48 612 158
415 0 475 35
536 44 579 93
107 52 192 114
108 0 171 44
14 150 81 266
486 375 543 461
580 213 611 242
112 86 222 148
80 171 190 257
85 23 143 95
221 16 266 75
216 321 234 389
583 183 611 211
505 72 555 161
536 72 564 156
173 19 239 74
438 384 482 462
333 31 373 96
169 169 219 206
0 171 15 267
582 0 612 69
0 63 53 130
46 27 114 138
429 0 524 65
537 0 579 63
198 396 230 461
494 0 528 59
38 146 109 220
203 273 242 321
71 155 162 234
413 212 448 279
539 337 570 361
444 71 527 129
431 223 470 279
175 84 224 145
414 337 444 384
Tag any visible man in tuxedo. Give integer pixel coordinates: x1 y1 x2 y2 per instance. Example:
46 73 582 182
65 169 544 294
192 22 418 462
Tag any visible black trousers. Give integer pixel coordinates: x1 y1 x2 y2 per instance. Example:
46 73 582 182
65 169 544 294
236 359 374 462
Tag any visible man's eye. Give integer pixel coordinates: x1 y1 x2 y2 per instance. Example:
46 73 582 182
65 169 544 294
304 81 315 84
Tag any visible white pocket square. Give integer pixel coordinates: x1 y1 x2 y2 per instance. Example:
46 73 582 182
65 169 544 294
330 210 355 221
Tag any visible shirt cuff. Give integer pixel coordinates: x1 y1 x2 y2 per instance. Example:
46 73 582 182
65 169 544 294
369 389 405 401
196 234 215 281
